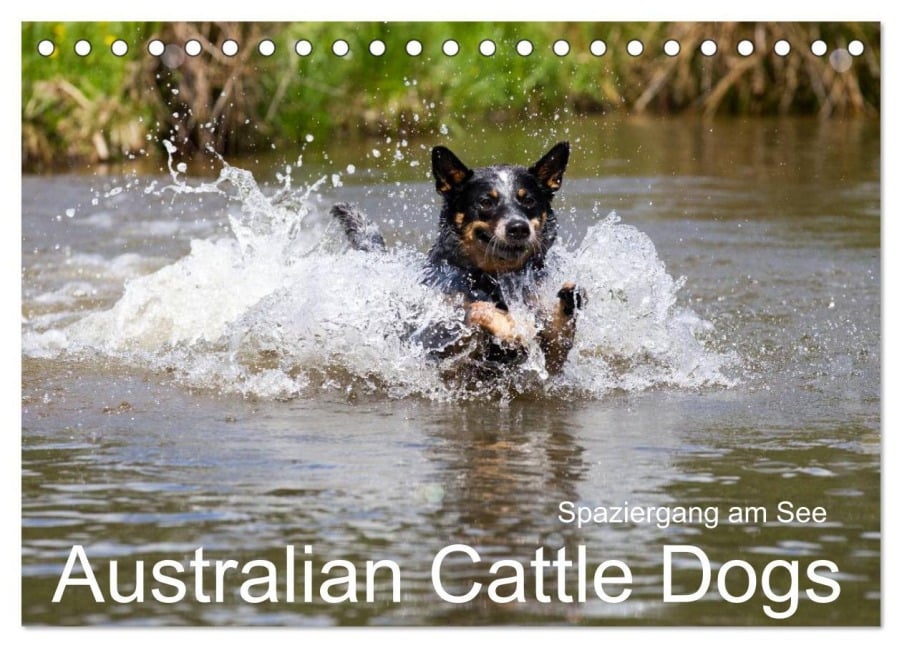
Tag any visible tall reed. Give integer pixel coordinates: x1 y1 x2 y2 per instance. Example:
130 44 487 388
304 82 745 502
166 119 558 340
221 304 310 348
22 22 880 170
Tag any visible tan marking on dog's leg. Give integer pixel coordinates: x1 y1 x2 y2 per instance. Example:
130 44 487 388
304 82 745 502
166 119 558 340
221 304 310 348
539 282 584 375
466 301 522 346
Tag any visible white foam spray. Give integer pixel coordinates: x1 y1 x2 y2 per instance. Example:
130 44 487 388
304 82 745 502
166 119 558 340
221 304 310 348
23 153 738 401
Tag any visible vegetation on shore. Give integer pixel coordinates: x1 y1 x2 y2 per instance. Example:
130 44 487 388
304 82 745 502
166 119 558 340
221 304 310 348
22 21 880 171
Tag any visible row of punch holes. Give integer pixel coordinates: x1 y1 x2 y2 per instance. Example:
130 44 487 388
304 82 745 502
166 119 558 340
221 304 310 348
37 37 866 59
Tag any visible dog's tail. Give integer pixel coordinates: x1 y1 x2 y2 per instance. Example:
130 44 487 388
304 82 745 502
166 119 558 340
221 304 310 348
330 203 386 252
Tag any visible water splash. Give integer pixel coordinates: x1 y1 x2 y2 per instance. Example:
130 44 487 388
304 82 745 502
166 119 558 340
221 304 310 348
23 156 738 401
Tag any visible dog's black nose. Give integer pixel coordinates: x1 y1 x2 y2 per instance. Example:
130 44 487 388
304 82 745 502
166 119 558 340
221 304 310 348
505 219 531 241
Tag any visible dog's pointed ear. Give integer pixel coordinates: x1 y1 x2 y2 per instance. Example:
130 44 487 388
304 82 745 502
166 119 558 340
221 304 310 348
529 141 570 193
432 146 473 195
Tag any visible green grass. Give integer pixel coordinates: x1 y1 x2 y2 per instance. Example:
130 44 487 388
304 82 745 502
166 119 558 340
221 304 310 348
22 21 880 170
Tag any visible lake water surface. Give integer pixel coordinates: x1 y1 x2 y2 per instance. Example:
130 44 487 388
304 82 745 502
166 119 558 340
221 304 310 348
21 116 880 625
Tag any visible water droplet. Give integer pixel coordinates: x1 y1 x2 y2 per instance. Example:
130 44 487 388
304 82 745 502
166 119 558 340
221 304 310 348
829 49 854 73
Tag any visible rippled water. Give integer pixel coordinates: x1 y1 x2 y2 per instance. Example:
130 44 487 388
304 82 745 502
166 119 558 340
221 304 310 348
21 117 880 625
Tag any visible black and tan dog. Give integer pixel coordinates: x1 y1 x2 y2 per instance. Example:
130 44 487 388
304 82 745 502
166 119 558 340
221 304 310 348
331 142 585 376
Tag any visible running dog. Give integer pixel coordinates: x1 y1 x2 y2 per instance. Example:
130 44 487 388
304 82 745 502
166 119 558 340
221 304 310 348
331 141 584 375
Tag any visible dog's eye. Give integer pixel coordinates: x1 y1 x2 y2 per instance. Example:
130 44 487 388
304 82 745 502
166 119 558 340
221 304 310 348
518 193 537 209
477 196 496 212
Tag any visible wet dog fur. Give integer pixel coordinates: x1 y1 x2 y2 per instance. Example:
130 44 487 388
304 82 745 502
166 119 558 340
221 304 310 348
331 142 585 376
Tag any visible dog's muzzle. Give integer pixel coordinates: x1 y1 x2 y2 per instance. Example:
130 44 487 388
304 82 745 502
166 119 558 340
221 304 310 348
504 218 532 243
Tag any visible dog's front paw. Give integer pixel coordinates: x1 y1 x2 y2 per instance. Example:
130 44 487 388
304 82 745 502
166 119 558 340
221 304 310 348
557 282 587 317
465 301 522 346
